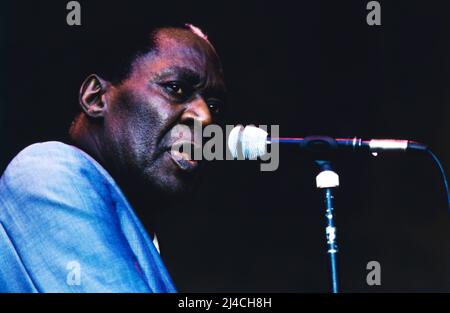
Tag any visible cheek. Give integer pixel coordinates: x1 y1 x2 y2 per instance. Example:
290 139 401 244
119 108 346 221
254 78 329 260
111 87 174 161
124 84 173 123
125 106 162 159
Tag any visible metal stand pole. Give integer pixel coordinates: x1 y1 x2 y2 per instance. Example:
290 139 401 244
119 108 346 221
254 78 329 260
315 160 340 293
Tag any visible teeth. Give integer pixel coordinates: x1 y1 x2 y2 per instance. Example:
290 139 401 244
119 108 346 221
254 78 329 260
170 150 191 161
180 152 191 160
170 140 197 160
169 150 198 172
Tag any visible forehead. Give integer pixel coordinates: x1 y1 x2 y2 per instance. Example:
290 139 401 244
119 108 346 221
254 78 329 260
131 29 224 85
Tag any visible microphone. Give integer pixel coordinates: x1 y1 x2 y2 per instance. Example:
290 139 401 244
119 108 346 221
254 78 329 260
227 125 450 226
227 125 428 159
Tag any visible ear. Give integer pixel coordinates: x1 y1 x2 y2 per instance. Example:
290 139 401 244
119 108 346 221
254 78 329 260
79 74 109 118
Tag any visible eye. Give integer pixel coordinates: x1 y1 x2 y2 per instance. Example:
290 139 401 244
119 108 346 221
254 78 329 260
207 99 223 115
163 81 192 99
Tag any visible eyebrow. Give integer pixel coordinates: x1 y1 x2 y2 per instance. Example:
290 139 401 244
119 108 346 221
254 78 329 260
153 65 226 99
153 66 202 85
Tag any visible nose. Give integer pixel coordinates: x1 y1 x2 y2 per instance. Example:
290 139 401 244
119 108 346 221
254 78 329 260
181 96 212 127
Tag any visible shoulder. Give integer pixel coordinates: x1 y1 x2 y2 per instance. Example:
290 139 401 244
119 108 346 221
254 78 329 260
0 141 115 215
1 141 99 185
8 141 91 168
4 140 105 175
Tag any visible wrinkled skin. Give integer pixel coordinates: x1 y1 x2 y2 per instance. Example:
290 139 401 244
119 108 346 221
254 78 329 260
76 28 226 197
71 28 226 234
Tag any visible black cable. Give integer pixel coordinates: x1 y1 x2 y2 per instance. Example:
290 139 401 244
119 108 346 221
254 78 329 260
427 149 450 213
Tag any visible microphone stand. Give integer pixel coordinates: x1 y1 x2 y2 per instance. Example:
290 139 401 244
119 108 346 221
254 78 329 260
315 160 340 293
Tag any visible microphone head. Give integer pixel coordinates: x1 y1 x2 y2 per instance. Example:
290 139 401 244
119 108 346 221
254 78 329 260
228 125 268 159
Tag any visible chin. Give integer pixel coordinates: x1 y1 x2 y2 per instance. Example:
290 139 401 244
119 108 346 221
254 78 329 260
140 155 202 198
145 171 197 197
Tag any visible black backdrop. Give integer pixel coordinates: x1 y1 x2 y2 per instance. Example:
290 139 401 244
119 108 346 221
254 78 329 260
1 0 450 292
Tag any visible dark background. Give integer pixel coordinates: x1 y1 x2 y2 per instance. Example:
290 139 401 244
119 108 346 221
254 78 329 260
1 0 450 292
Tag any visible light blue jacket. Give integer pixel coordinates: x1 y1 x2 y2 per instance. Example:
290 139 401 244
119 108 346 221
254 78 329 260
0 141 176 292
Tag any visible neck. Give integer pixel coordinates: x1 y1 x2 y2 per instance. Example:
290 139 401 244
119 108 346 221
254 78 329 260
69 114 106 166
69 115 174 239
117 175 176 239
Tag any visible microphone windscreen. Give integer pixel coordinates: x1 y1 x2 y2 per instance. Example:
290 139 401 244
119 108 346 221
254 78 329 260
228 125 244 159
228 125 268 159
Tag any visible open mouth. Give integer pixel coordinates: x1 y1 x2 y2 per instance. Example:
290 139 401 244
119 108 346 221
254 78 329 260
167 142 200 173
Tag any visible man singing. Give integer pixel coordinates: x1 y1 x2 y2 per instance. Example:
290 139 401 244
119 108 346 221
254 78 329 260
0 24 226 292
